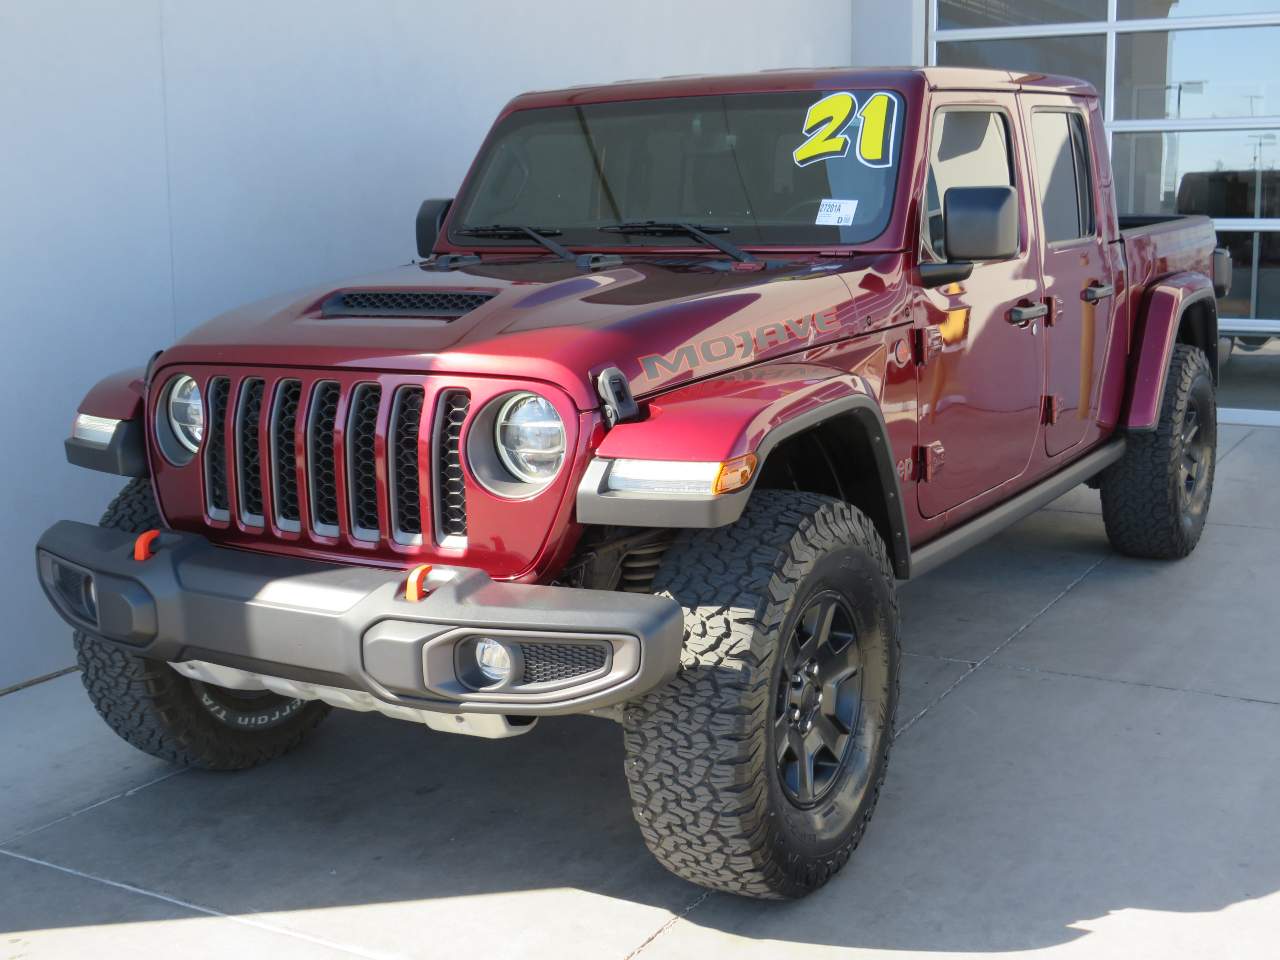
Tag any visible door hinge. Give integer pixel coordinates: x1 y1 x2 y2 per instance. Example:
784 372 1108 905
912 326 945 365
1044 296 1061 327
1042 395 1062 425
916 441 946 482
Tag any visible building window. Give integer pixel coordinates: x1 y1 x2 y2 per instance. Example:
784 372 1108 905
937 0 1107 30
935 34 1108 102
931 2 1280 345
1114 27 1280 120
1117 0 1279 19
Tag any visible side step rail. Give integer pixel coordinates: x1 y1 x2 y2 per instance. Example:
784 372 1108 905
907 439 1126 580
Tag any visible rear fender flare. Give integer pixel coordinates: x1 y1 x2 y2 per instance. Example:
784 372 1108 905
1124 273 1217 431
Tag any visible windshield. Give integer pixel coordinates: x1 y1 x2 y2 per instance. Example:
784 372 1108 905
450 90 906 249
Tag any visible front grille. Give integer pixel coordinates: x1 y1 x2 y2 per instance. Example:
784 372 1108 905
434 391 469 544
201 373 470 548
270 380 302 531
321 290 495 318
204 378 231 519
390 386 425 543
518 643 609 684
346 384 382 540
307 382 341 534
236 379 266 525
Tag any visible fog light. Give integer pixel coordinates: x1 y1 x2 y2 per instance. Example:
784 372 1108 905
475 638 513 683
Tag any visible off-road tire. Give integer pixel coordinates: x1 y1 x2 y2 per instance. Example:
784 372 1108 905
1100 344 1216 559
73 479 329 770
622 491 899 899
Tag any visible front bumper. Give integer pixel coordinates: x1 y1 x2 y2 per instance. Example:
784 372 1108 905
36 520 684 722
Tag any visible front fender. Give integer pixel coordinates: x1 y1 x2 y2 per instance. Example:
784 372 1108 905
66 367 148 476
79 367 146 421
577 358 910 576
1124 273 1216 431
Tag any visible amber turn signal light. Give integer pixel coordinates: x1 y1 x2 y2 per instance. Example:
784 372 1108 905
713 454 757 495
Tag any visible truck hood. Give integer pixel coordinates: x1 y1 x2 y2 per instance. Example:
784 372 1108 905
160 253 901 409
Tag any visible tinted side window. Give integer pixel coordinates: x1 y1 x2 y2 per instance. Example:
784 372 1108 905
1032 111 1096 243
925 110 1014 258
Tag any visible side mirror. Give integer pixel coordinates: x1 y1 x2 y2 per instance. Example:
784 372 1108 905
416 198 454 258
943 185 1018 262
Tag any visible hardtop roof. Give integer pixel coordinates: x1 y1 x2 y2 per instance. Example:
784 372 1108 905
506 66 1098 111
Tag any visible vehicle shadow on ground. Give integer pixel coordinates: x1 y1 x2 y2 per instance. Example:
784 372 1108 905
8 660 1280 956
9 439 1279 954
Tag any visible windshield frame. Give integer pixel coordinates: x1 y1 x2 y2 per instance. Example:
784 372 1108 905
440 87 916 257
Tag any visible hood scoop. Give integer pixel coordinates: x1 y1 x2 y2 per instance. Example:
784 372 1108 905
321 289 496 320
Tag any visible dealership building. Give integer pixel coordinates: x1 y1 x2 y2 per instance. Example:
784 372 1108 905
3 0 1277 690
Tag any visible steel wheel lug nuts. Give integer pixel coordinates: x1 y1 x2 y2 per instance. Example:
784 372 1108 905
805 661 820 678
788 707 801 723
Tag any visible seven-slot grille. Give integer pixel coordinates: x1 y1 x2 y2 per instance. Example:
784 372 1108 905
202 376 469 547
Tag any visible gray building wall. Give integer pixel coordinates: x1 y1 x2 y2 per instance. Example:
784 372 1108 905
0 0 879 688
851 0 927 68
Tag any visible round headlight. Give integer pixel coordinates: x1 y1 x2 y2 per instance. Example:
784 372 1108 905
166 375 204 453
494 393 564 484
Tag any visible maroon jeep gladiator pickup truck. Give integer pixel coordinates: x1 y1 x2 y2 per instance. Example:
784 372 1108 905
37 68 1229 899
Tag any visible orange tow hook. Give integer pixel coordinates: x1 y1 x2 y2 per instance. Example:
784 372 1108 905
133 529 161 561
404 564 433 602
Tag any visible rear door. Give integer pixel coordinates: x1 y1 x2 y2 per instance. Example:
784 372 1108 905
915 95 1046 519
1023 98 1117 456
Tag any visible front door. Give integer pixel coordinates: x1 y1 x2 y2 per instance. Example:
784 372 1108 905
1024 98 1117 457
916 99 1046 519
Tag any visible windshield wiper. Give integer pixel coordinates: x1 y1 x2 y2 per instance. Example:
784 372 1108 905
600 221 756 263
457 224 576 262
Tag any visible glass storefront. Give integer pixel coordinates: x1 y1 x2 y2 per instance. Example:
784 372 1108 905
1114 28 1280 120
1117 0 1279 18
931 2 1280 413
936 35 1108 101
937 0 1108 29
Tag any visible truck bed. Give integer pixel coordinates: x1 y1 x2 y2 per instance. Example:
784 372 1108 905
1119 213 1217 301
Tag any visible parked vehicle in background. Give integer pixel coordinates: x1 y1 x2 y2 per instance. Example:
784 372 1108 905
38 68 1227 898
1177 170 1274 359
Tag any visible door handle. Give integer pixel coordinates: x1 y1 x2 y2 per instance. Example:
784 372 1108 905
1082 283 1114 302
1007 303 1048 327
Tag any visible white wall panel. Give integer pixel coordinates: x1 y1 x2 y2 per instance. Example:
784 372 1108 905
1 0 864 688
0 1 173 687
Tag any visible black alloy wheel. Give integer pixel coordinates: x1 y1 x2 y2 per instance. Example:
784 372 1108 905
774 590 863 807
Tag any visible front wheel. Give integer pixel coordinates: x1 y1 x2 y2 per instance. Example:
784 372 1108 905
75 479 330 770
622 491 899 899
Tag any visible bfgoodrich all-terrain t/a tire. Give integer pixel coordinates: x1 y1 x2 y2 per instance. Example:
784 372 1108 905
74 479 329 770
1100 344 1216 560
622 490 900 899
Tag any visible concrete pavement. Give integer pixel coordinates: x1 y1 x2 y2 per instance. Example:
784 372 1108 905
3 424 1277 959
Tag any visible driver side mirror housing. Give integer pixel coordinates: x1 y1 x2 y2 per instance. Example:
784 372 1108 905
943 185 1018 262
416 198 454 258
920 185 1018 289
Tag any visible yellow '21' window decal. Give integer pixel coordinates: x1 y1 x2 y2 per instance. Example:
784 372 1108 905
792 91 898 169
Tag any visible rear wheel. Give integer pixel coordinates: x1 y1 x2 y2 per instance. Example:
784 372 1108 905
622 491 899 898
1100 344 1216 559
75 479 329 770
